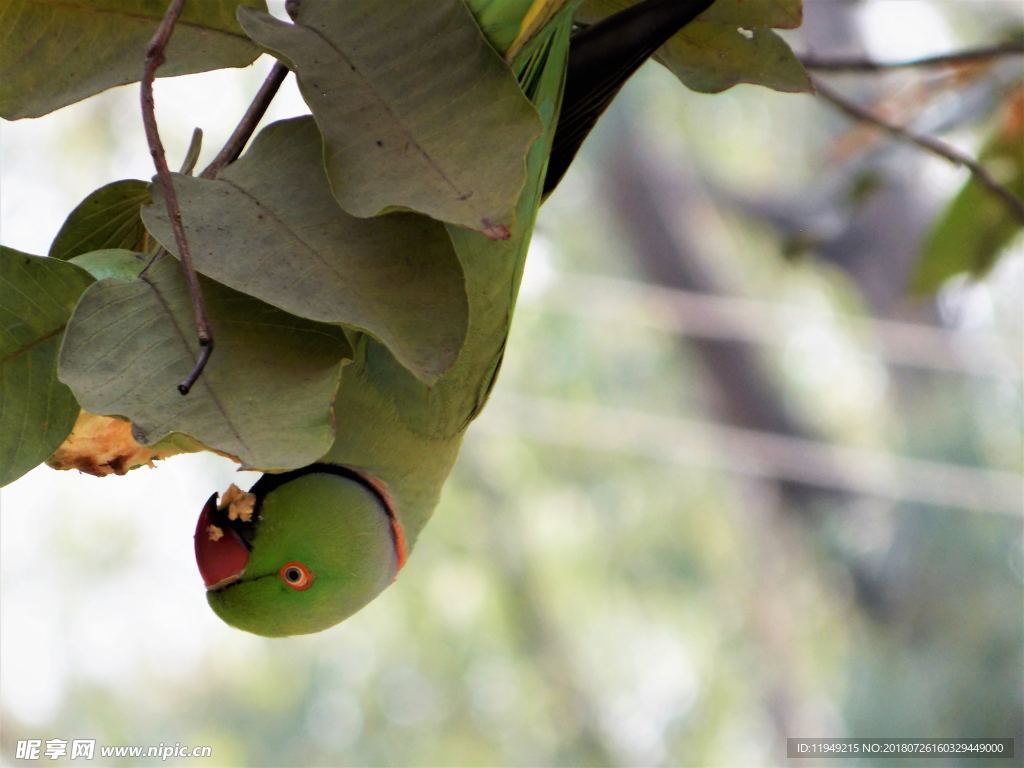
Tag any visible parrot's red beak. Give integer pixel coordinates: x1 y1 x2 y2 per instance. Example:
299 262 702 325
195 493 250 590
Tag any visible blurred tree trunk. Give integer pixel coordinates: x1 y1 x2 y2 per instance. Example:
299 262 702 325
600 113 830 511
802 0 937 320
598 115 822 745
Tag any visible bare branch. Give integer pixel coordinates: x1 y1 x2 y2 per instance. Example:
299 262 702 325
801 41 1024 73
812 77 1024 225
141 0 214 395
200 62 289 179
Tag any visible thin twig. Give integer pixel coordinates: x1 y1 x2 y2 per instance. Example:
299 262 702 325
141 0 213 395
801 41 1024 72
179 344 214 395
812 77 1024 225
200 62 289 179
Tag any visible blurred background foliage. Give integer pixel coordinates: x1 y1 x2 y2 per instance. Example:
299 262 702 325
1 1 1022 766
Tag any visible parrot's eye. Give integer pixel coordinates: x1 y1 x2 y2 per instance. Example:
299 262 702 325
279 562 314 591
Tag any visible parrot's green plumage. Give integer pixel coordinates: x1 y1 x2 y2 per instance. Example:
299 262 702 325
196 0 716 637
204 471 399 636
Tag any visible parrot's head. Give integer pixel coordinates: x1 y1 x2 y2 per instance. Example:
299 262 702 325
194 465 406 637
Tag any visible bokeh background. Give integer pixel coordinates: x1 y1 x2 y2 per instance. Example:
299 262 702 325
1 1 1022 766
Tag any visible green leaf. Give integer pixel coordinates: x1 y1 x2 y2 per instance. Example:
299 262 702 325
577 0 811 93
180 127 204 175
141 117 468 385
237 1 543 237
0 0 267 120
0 246 94 487
655 23 811 94
49 180 151 261
699 0 803 29
70 249 148 282
914 184 1021 293
912 99 1024 293
58 257 352 472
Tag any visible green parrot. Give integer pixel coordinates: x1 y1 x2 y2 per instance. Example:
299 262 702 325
196 0 716 636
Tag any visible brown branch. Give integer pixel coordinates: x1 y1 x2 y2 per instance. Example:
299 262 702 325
200 62 289 179
801 41 1024 72
141 0 213 395
812 77 1024 225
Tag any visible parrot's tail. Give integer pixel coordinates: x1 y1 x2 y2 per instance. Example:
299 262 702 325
543 0 717 195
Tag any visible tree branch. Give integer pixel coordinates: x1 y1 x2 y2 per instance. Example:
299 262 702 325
801 41 1024 73
141 0 213 395
200 62 289 179
812 77 1024 225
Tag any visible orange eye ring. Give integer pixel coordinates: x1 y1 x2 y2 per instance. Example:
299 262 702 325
279 562 314 591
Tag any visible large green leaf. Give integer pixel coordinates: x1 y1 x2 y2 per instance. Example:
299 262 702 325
237 1 543 237
699 0 803 29
912 97 1024 293
59 256 351 472
49 180 151 261
0 0 267 120
141 117 468 385
577 0 810 93
0 246 94 487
